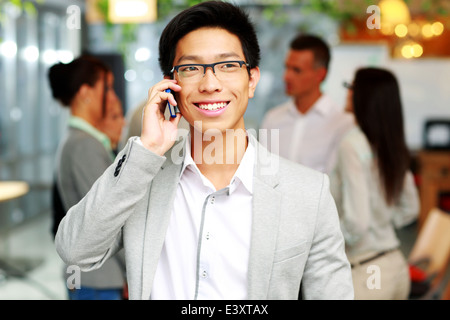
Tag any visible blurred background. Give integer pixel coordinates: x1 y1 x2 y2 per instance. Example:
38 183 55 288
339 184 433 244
0 0 449 299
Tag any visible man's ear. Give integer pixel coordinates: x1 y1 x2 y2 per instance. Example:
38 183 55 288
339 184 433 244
316 66 328 83
248 66 260 99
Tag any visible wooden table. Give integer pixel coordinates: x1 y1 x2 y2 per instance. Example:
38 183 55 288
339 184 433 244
0 181 29 202
0 181 33 277
417 151 450 229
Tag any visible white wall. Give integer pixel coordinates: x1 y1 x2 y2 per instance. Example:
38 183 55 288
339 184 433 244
325 43 450 150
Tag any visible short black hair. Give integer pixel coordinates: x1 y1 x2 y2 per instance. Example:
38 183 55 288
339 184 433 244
290 34 330 70
158 0 260 77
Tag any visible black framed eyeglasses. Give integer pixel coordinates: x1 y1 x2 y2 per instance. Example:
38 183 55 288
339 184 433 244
343 81 353 90
170 60 250 83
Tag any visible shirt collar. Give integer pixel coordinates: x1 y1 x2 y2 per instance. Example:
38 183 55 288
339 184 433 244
68 116 113 157
180 132 254 194
231 140 254 194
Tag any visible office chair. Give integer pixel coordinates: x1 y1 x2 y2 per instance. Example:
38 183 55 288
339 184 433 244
408 207 450 299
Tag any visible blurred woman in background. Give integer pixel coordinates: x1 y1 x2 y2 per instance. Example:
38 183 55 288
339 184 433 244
331 67 420 300
48 54 126 300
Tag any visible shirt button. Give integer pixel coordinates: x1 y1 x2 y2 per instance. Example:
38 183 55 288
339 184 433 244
202 270 208 278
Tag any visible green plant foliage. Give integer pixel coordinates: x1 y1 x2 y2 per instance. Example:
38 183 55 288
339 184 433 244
0 0 44 14
1 0 448 51
0 0 39 43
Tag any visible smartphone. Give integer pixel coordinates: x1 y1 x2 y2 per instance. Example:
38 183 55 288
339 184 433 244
165 89 179 118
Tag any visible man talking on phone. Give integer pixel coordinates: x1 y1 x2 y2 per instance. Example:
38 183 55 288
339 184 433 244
56 0 353 300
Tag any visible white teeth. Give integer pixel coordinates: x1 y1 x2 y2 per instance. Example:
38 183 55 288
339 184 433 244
198 102 227 110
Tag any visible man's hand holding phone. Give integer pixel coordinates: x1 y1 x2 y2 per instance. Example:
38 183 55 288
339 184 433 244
140 79 181 156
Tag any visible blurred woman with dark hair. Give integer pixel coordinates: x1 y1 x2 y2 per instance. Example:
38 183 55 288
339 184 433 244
48 54 126 300
331 67 419 300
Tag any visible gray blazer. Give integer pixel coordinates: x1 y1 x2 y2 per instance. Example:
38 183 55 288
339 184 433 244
56 134 354 299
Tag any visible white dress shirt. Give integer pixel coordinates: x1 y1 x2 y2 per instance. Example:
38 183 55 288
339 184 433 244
330 126 420 259
150 136 255 300
260 95 354 173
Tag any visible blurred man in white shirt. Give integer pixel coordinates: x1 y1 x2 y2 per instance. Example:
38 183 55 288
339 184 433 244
260 34 353 173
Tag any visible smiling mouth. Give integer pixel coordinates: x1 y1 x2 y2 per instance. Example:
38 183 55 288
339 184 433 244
196 102 228 111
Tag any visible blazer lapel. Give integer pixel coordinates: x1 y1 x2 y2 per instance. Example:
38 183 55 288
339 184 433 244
247 137 282 299
140 138 186 299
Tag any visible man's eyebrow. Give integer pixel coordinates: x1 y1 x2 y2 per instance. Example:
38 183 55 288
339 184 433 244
175 52 242 65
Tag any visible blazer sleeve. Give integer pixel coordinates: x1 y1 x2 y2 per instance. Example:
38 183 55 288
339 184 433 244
301 174 354 300
55 137 166 272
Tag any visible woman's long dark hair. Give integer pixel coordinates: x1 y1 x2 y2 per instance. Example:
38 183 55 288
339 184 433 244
352 67 410 205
